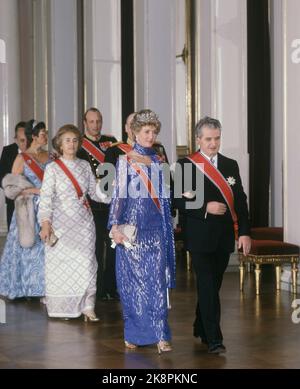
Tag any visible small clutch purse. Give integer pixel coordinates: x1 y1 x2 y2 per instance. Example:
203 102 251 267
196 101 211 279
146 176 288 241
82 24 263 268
109 224 137 249
47 230 59 247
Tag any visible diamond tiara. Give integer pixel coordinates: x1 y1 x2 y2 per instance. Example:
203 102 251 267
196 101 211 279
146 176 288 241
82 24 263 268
32 120 38 130
135 110 159 123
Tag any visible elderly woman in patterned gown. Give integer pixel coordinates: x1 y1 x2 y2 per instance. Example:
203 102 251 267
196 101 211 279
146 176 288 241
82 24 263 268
39 124 102 321
108 109 176 353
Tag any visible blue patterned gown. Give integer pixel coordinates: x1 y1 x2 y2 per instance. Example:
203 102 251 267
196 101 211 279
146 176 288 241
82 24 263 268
108 143 176 346
0 162 47 299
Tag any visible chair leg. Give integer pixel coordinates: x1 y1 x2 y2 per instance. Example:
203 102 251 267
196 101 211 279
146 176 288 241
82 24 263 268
255 264 261 295
292 262 298 294
239 263 245 292
275 265 281 291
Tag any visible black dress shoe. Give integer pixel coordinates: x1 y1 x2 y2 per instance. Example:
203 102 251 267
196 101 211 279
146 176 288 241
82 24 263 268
193 330 208 345
105 293 114 300
99 292 120 301
97 293 110 300
108 292 120 301
193 329 205 339
208 343 226 354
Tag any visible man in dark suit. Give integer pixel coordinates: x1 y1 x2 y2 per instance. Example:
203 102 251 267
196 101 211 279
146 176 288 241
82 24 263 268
174 116 251 354
0 121 27 228
77 107 118 300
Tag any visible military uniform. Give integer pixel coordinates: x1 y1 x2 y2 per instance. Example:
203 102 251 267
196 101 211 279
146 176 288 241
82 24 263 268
103 141 127 166
77 133 118 300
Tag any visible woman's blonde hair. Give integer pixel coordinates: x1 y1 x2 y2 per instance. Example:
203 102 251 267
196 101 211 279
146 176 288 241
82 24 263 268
52 124 82 155
131 109 161 136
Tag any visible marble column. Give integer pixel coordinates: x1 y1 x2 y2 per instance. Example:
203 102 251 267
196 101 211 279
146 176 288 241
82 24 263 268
195 0 248 192
270 0 284 228
48 0 79 132
134 0 177 163
195 0 248 268
279 0 300 292
84 0 122 140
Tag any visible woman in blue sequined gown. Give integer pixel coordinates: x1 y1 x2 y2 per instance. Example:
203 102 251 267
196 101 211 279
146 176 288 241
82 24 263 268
108 110 175 352
0 120 48 299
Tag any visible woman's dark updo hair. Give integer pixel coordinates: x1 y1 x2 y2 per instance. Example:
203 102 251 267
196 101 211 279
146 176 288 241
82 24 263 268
25 119 46 148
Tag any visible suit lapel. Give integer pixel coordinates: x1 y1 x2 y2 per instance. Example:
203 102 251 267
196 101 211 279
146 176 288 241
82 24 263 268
10 143 19 165
215 153 226 176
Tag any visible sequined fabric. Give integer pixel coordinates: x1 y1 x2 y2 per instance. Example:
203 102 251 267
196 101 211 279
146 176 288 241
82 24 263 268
108 145 175 345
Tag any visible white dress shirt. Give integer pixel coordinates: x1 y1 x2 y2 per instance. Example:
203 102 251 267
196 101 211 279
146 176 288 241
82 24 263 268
200 151 218 168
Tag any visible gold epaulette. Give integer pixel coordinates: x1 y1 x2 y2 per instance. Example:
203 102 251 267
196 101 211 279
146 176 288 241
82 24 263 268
109 141 123 148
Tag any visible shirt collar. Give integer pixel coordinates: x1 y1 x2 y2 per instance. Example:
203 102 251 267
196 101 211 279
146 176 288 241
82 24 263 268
199 150 218 167
85 133 101 142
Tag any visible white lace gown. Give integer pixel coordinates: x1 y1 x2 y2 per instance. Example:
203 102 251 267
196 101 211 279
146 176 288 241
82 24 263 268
38 158 100 318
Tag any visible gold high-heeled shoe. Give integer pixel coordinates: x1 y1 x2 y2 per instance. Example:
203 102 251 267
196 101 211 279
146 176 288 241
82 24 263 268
124 340 137 349
83 311 100 322
157 340 172 354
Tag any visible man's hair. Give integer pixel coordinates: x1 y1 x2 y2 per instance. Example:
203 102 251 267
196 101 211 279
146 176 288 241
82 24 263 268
83 107 103 122
14 121 26 136
195 116 222 138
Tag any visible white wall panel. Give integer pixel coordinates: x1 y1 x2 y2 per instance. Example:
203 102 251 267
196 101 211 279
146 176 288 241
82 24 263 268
196 0 248 195
283 0 300 246
93 0 120 61
134 0 176 163
93 62 121 137
84 0 122 140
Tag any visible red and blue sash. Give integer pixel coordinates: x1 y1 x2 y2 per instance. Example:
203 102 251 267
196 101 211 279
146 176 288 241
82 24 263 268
126 157 161 212
187 152 238 240
117 143 133 154
82 138 106 163
118 143 164 163
54 159 90 210
22 153 44 182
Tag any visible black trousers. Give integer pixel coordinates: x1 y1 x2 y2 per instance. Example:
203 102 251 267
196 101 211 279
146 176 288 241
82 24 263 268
191 250 230 345
6 199 14 230
92 210 117 297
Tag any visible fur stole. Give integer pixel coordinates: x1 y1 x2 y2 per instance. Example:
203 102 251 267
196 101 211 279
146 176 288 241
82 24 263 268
2 174 36 248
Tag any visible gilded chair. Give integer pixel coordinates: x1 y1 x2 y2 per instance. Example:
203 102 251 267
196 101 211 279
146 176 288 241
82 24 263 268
238 227 299 295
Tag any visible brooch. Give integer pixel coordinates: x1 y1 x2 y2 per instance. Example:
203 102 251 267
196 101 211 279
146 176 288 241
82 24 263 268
226 176 236 186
